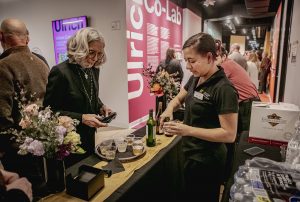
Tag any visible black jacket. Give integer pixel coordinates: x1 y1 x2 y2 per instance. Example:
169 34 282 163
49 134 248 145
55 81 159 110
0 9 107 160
43 60 104 156
156 59 184 83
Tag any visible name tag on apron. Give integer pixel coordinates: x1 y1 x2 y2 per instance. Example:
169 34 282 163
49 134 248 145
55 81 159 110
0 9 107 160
194 91 203 100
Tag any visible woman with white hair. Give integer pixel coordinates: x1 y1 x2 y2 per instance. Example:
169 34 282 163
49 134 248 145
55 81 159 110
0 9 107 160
44 27 112 167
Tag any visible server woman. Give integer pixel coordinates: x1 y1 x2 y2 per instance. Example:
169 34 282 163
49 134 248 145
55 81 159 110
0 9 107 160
162 33 238 201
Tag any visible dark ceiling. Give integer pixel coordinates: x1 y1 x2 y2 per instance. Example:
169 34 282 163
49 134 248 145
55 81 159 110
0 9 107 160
170 0 282 49
195 0 281 19
198 0 281 36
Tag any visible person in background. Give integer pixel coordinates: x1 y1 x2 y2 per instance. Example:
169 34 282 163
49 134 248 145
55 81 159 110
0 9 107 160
0 23 49 68
0 168 32 202
0 18 49 183
215 41 260 133
255 50 262 63
156 48 184 84
246 51 259 89
161 33 238 202
0 18 49 130
228 43 248 71
215 41 260 185
259 51 271 94
44 27 113 167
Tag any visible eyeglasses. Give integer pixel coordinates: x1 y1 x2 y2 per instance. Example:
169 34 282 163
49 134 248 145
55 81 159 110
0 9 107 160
88 50 104 60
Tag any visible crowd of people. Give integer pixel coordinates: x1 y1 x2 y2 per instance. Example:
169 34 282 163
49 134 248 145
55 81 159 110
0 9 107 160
0 17 271 202
228 43 272 94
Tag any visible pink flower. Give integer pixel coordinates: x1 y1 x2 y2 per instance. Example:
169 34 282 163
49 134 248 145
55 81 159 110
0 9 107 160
55 126 67 144
27 140 45 156
23 104 39 116
58 116 75 132
19 117 31 129
18 137 45 156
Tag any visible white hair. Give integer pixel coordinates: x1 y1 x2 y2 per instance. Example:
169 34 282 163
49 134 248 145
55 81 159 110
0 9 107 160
67 27 106 68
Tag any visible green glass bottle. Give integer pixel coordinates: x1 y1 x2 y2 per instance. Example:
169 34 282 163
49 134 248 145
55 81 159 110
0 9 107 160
146 109 156 147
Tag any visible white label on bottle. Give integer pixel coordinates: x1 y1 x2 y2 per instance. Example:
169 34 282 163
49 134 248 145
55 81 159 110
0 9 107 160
146 125 149 136
153 126 156 139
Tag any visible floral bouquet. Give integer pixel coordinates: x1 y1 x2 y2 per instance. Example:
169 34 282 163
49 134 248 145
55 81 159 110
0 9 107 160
142 64 180 101
3 89 85 160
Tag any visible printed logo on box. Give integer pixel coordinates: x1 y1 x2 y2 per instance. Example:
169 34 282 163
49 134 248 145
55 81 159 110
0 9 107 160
261 113 287 127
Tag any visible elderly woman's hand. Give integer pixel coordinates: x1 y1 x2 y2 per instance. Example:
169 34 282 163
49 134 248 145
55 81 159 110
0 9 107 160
82 114 108 128
100 105 112 117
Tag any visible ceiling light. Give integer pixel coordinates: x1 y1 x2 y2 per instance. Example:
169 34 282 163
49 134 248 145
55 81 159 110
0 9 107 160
234 17 240 24
203 0 216 7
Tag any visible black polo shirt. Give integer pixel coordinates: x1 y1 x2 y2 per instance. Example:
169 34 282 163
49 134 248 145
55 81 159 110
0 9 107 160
183 67 238 162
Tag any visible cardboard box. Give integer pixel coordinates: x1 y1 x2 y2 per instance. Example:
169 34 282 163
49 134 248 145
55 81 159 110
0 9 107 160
248 102 300 146
66 165 105 201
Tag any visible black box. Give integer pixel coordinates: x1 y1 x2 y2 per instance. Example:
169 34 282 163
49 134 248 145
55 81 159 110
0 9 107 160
66 165 105 200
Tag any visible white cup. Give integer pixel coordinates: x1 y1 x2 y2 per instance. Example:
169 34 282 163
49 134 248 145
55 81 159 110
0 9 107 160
125 134 135 146
105 145 117 160
114 137 128 153
132 137 144 156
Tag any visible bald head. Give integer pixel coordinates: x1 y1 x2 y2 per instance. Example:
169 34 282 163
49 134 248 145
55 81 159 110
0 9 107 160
230 43 240 52
0 18 29 50
1 18 28 35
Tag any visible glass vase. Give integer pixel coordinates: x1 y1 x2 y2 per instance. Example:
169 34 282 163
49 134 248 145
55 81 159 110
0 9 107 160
43 158 66 193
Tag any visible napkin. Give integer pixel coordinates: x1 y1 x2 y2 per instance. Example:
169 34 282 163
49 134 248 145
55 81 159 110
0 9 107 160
102 158 125 174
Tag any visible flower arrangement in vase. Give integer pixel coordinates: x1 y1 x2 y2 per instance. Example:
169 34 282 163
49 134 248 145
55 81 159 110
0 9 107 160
1 86 85 193
142 63 180 102
4 90 85 160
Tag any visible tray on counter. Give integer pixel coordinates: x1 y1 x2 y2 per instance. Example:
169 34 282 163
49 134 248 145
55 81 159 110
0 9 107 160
95 139 146 162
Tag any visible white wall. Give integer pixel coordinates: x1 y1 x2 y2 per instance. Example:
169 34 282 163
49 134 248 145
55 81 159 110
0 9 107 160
182 8 202 42
182 8 202 85
0 0 129 128
284 0 300 107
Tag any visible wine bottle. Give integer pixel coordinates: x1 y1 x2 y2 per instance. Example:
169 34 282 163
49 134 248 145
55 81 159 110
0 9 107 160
156 102 163 135
146 109 156 147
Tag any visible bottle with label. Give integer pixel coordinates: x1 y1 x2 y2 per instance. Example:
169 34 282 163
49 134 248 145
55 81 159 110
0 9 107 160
286 119 300 164
146 109 156 147
156 102 163 135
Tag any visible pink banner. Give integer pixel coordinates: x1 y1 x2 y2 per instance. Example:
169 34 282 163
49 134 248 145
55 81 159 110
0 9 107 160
126 0 183 125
